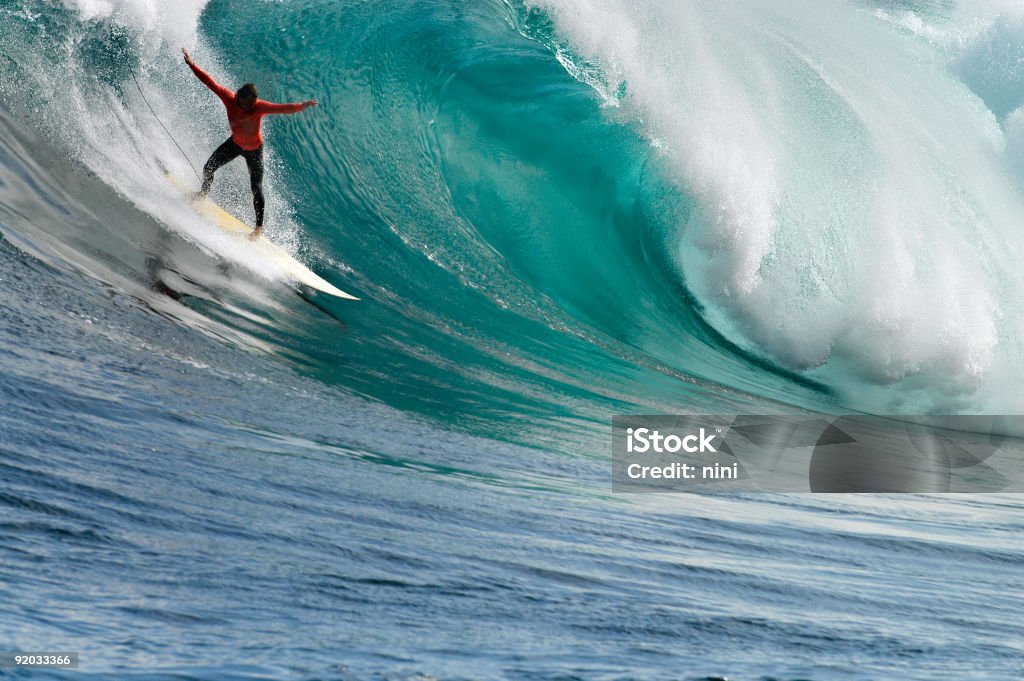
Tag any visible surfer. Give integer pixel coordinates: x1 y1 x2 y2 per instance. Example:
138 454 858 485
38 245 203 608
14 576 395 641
182 48 317 240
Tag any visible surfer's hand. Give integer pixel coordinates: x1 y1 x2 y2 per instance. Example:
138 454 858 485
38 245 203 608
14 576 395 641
181 48 194 67
248 226 263 241
302 99 318 110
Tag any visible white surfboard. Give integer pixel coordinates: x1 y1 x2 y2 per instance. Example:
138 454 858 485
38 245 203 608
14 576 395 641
167 174 359 300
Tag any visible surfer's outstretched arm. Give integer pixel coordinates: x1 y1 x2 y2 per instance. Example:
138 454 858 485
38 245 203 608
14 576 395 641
181 48 233 104
256 99 318 115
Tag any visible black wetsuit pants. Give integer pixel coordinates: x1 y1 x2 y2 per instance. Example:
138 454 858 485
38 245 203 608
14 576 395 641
201 138 265 227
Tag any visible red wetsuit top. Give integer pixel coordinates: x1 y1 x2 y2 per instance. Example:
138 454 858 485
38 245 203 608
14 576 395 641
188 62 305 151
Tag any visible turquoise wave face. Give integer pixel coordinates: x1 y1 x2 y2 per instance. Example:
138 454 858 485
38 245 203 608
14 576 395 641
192 0 834 437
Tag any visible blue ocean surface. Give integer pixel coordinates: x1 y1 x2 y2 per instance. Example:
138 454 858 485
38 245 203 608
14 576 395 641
0 0 1023 678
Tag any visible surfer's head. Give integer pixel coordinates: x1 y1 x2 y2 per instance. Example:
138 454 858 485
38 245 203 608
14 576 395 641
236 83 258 111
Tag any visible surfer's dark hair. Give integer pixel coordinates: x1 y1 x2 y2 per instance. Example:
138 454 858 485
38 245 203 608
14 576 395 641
236 83 258 100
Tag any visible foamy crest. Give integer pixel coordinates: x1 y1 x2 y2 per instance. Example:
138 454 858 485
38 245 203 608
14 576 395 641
532 0 1024 412
61 0 208 46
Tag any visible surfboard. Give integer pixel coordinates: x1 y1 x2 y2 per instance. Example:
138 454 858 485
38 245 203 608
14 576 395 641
167 174 359 300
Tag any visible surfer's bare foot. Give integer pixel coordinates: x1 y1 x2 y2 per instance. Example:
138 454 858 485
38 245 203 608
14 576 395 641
248 226 263 241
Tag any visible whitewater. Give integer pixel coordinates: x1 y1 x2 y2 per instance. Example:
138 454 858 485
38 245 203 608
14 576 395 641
1 0 1023 678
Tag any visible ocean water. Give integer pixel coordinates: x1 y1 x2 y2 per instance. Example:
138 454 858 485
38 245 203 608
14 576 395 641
0 0 1023 678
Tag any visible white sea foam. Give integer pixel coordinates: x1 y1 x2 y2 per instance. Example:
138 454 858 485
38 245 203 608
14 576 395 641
61 0 208 47
532 0 1024 412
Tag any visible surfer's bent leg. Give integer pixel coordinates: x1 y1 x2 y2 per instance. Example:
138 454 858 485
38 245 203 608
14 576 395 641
243 146 266 227
201 138 242 194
